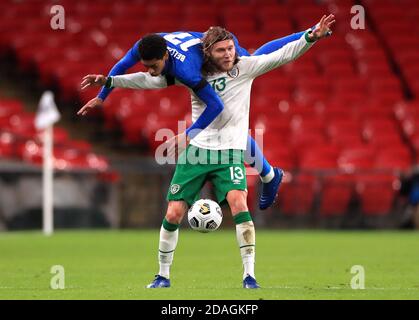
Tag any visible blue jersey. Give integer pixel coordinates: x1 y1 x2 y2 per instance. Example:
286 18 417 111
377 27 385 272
97 30 306 138
98 31 249 100
97 31 253 138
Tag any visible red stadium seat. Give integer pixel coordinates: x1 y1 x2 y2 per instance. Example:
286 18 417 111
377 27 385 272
357 105 395 121
278 173 316 216
368 133 404 148
295 77 330 95
291 131 327 150
282 59 319 76
253 74 292 99
146 4 182 19
338 146 376 172
252 114 291 137
324 61 357 78
290 114 324 133
184 4 217 18
394 101 419 122
141 18 181 34
327 118 365 147
298 145 340 170
262 147 296 172
182 17 218 32
362 119 400 142
327 119 362 137
224 20 256 34
0 99 24 117
142 113 179 150
113 4 147 18
331 77 368 97
7 113 37 139
407 132 419 154
369 76 403 95
63 140 92 153
401 118 419 138
320 174 355 217
292 6 328 29
0 131 16 159
374 147 412 171
317 49 354 68
222 5 255 22
260 20 294 36
324 105 359 122
257 5 289 23
121 115 150 145
355 173 399 216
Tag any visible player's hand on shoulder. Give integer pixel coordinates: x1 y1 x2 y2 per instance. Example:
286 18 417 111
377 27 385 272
77 97 103 116
80 74 107 90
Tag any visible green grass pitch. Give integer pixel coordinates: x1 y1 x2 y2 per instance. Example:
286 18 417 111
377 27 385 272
1 230 418 299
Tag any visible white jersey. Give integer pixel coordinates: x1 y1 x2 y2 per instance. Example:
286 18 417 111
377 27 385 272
112 32 314 150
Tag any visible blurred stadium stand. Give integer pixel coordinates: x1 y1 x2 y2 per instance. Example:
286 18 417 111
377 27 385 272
0 0 418 229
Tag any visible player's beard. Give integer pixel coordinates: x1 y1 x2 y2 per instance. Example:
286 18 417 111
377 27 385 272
203 56 239 75
217 59 234 72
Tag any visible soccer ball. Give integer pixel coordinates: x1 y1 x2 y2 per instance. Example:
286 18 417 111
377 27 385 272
187 199 223 233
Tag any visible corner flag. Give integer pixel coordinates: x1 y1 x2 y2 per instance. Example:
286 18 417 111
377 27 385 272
35 91 61 236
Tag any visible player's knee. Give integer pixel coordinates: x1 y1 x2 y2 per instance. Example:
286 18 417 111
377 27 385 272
165 201 188 224
227 190 248 214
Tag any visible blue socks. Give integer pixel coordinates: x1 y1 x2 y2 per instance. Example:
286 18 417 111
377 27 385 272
245 135 273 179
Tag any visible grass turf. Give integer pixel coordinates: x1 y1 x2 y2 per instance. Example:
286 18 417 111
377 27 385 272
0 230 418 300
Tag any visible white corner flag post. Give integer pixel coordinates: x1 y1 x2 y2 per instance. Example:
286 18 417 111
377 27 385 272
35 91 61 236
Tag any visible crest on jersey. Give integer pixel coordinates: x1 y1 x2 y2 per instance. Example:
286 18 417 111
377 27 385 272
227 66 239 78
170 184 180 194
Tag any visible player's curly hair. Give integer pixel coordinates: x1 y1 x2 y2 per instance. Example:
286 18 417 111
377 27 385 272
138 34 167 60
201 26 239 75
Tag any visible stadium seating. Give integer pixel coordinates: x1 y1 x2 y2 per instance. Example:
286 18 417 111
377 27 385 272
0 94 110 172
298 145 339 170
278 173 316 216
1 0 417 219
338 146 377 172
355 173 398 216
319 174 354 217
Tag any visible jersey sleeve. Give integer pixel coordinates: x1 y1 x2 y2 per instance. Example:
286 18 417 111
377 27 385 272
243 31 315 78
111 72 169 89
185 82 224 139
253 31 305 56
97 41 141 100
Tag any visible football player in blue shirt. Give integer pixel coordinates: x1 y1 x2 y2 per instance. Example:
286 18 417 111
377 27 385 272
78 30 310 210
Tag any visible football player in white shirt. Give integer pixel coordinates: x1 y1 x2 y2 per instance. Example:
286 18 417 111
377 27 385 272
87 14 335 289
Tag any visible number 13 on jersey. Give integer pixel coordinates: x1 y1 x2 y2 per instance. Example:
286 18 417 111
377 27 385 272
230 167 245 181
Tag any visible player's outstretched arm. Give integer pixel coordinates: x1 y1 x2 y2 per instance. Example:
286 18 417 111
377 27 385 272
253 20 332 56
253 31 306 56
77 72 171 116
111 72 169 90
246 14 335 78
77 43 140 116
